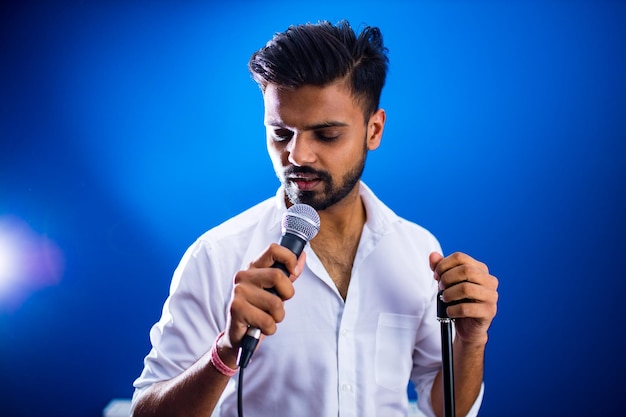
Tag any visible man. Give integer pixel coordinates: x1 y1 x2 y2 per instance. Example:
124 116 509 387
131 20 498 417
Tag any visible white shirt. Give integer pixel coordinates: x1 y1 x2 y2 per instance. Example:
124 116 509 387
132 182 483 416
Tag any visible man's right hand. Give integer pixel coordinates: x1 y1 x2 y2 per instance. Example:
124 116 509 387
218 243 307 366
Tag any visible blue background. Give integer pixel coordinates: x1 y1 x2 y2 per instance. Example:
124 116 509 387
1 1 624 416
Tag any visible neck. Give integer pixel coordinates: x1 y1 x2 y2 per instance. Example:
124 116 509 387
315 184 366 241
307 184 365 300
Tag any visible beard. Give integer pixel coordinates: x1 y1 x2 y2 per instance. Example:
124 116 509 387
281 144 367 211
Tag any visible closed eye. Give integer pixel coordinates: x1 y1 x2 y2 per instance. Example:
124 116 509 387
271 129 293 142
316 134 339 142
314 131 340 142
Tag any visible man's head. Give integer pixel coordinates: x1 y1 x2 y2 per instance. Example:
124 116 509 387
251 20 388 211
249 20 388 119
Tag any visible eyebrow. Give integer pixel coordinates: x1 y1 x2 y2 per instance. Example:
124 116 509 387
265 120 349 130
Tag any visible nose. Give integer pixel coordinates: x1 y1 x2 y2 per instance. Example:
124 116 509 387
286 134 316 166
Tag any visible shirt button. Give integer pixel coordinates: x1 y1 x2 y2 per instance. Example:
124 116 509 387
341 383 352 392
341 329 349 336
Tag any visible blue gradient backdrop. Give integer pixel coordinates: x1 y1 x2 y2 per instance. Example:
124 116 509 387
1 1 624 416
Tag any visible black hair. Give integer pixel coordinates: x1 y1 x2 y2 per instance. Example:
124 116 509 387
248 20 389 118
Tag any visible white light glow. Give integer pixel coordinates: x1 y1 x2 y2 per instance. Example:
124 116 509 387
0 220 24 296
0 215 64 310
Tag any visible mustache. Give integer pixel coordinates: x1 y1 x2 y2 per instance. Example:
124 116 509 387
283 166 330 180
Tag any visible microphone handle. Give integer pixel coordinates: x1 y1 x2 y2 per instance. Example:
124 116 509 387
269 233 306 278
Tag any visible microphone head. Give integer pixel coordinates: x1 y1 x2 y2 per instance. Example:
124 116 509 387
282 204 320 242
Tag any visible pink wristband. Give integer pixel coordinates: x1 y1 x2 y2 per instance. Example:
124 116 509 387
210 331 238 377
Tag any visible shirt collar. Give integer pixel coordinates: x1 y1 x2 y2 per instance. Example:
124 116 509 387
359 181 399 237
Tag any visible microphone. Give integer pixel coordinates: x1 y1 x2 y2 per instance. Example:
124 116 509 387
236 203 320 368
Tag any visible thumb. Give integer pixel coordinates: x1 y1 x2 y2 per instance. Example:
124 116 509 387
291 251 307 282
429 252 443 281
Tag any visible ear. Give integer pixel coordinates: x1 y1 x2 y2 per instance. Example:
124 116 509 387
366 108 386 151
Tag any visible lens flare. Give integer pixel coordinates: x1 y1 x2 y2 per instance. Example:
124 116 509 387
0 215 64 311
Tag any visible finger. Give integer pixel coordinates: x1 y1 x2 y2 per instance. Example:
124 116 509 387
271 268 297 301
435 253 496 289
444 292 498 321
244 245 303 299
248 287 287 330
260 250 306 300
435 252 488 278
293 250 306 280
429 252 444 281
250 243 300 277
230 275 287 335
441 264 496 290
235 263 289 294
441 280 498 305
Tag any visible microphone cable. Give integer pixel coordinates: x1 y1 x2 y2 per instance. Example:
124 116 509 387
237 326 259 417
237 366 245 417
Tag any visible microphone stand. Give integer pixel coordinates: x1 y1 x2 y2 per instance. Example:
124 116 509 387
437 290 455 417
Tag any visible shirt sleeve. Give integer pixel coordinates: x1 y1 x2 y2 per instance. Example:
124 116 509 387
131 237 232 392
413 381 484 417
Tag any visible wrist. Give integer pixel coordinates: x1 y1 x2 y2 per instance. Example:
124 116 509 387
455 333 489 350
210 331 239 377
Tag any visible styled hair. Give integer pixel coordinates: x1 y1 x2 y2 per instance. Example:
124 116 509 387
248 20 389 118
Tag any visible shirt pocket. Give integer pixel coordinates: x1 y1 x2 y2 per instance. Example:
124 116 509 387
375 313 421 392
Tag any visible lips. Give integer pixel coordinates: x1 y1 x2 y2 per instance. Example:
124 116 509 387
287 174 321 191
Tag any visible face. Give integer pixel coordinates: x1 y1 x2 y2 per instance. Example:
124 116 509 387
264 80 385 211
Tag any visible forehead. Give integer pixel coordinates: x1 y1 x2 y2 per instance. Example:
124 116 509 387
263 81 363 127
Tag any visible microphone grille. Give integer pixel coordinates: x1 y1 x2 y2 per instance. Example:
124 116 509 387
282 204 321 242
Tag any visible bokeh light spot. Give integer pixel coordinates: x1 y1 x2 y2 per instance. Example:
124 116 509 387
0 215 64 311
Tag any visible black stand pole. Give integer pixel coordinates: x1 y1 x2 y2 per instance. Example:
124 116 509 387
437 290 455 417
